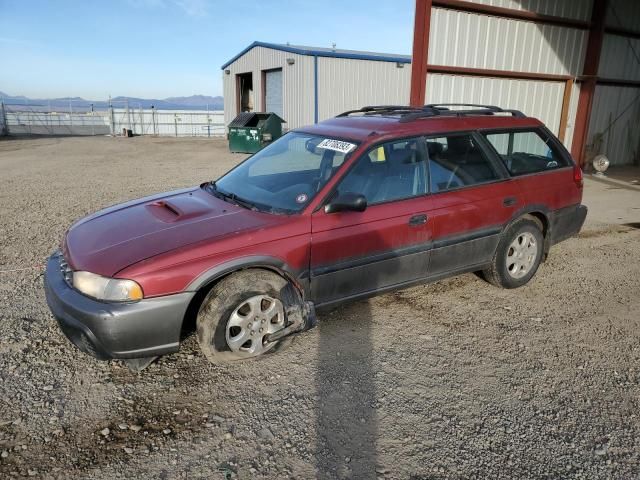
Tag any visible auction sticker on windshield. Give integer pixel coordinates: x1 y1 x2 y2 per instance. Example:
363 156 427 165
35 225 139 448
317 139 356 154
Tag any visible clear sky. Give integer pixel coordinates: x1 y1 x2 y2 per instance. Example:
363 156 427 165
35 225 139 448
1 0 415 100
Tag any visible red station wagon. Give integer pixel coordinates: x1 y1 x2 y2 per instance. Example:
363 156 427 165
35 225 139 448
44 104 587 369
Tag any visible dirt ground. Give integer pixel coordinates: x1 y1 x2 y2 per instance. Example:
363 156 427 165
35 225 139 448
1 136 639 480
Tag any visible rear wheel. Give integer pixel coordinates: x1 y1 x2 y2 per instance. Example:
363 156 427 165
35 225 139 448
482 217 544 289
196 269 295 364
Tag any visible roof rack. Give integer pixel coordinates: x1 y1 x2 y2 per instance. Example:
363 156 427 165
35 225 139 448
336 105 439 117
425 103 525 118
335 103 526 122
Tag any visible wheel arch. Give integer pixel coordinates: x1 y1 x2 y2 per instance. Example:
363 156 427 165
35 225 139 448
504 205 552 260
179 257 308 340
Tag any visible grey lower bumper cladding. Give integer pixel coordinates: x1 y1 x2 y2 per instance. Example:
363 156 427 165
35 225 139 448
550 204 588 245
44 253 194 360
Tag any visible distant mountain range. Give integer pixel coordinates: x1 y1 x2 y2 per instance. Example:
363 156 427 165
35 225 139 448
0 91 224 111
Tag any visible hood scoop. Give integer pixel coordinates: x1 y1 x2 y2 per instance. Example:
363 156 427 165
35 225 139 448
146 194 216 223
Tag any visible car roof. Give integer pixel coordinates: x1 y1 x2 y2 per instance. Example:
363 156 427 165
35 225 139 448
296 114 544 143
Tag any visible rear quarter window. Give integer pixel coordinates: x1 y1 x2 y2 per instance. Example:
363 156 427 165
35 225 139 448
483 129 569 176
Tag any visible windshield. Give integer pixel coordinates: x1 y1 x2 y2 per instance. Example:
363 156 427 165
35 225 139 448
209 132 357 213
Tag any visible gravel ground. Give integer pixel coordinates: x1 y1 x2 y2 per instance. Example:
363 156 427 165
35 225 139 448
1 136 639 479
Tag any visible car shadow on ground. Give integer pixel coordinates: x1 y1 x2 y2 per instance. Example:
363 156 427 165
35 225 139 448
315 300 378 479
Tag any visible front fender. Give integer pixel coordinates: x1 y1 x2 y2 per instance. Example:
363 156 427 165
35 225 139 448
186 255 310 299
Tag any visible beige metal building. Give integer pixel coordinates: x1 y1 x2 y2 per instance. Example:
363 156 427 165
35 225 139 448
221 0 640 166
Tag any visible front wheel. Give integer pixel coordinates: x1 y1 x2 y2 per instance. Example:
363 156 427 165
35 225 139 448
482 217 544 289
196 269 296 364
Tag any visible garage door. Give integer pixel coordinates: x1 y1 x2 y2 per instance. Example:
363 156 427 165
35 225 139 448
265 69 283 117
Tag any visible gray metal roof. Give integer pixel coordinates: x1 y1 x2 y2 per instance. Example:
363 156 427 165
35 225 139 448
221 41 411 69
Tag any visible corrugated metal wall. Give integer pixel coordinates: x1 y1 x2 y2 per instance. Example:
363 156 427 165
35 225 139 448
316 57 412 120
599 35 640 81
606 0 640 31
588 85 640 166
222 46 314 130
426 74 565 134
467 0 593 20
426 3 589 142
584 0 640 166
429 8 587 76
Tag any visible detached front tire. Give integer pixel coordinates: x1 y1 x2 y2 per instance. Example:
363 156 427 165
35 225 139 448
196 269 296 364
482 217 544 289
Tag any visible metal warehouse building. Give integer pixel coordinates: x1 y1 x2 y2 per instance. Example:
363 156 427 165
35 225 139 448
221 0 640 167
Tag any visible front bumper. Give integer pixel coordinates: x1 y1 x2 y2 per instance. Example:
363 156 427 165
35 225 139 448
44 252 195 360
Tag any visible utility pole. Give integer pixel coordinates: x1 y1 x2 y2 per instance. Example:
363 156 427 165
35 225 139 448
126 99 131 133
0 99 8 136
109 95 115 136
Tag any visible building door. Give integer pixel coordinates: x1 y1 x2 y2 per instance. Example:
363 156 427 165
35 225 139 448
264 69 283 117
236 72 253 114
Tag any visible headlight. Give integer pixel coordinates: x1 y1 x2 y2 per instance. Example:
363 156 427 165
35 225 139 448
72 271 143 302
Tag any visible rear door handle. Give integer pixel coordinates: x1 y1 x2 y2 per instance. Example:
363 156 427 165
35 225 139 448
408 214 428 226
503 197 517 207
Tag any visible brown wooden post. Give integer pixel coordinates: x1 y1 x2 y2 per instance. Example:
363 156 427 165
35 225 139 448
410 0 432 106
571 0 608 167
558 78 574 143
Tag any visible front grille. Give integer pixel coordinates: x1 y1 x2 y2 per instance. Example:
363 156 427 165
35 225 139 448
58 254 74 286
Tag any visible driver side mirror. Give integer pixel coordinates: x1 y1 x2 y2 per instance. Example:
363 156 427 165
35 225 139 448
324 192 367 214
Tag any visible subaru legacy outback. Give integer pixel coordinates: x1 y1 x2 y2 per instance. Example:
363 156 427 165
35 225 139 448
44 104 587 368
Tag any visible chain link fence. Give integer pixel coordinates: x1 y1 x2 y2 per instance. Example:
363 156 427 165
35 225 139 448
0 100 225 137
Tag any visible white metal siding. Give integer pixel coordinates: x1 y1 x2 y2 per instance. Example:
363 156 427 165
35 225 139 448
588 85 640 166
222 46 315 129
317 57 411 120
429 8 588 76
463 0 593 21
598 34 640 80
426 73 565 135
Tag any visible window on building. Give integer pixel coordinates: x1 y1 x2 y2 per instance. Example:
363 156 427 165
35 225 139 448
483 129 569 176
337 137 427 204
426 134 500 193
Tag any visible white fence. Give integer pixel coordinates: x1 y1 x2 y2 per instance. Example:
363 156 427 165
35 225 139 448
1 104 225 137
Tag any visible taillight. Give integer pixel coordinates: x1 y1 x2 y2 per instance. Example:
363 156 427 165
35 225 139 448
573 165 583 188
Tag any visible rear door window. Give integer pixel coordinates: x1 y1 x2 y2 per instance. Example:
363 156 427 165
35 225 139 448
483 129 569 176
337 137 427 204
426 134 500 193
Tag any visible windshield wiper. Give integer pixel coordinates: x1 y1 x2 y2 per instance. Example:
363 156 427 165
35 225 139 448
206 182 293 215
207 182 262 211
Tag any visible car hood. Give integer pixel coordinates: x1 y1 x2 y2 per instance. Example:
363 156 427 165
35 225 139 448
63 186 278 277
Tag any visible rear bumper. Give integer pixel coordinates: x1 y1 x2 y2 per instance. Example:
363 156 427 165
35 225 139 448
550 204 588 245
44 252 195 360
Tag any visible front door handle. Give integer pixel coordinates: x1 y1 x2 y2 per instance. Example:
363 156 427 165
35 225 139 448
503 197 517 207
408 214 428 226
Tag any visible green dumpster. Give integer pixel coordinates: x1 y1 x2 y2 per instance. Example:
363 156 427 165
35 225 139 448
228 112 286 153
